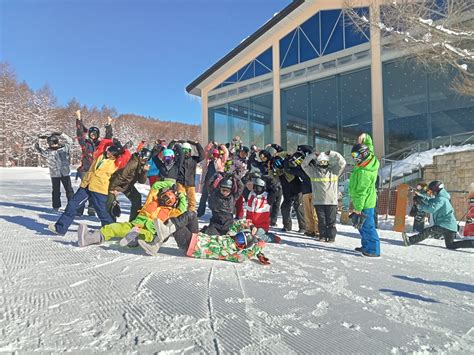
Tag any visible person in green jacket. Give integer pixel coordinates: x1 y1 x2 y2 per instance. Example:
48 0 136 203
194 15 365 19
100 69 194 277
348 133 381 257
402 180 474 249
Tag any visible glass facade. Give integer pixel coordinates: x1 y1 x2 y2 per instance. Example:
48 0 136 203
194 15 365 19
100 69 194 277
281 67 372 160
383 59 474 154
208 92 273 147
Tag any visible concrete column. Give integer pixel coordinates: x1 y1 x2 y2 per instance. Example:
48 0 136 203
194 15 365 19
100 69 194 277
370 0 385 157
272 40 281 145
201 89 209 145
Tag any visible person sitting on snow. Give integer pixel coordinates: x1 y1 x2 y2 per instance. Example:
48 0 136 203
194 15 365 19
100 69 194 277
402 180 474 250
77 180 187 248
137 211 271 265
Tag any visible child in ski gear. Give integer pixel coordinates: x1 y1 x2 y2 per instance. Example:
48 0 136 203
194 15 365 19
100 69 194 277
179 140 205 212
77 180 187 248
205 175 244 235
107 148 152 222
348 133 381 257
49 142 126 235
151 141 185 184
302 150 346 242
402 181 474 249
35 133 75 210
409 182 429 233
76 110 113 216
138 211 271 264
197 142 229 217
245 177 272 232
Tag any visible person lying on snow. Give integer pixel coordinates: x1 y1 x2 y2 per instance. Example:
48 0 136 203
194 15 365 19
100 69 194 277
76 180 186 247
137 211 273 265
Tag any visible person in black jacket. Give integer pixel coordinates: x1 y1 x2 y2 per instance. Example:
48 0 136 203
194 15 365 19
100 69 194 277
152 142 184 185
204 175 244 235
179 140 205 212
107 148 152 221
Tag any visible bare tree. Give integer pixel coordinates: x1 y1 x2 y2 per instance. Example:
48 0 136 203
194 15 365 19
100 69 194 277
344 0 474 95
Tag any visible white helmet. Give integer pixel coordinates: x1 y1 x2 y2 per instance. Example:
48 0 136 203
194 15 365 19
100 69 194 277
182 142 192 150
317 152 329 166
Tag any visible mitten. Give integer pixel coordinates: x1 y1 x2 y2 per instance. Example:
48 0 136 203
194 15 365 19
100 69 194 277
257 253 271 265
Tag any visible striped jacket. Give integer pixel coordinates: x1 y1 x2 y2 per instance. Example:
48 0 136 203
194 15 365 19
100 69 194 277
301 151 346 205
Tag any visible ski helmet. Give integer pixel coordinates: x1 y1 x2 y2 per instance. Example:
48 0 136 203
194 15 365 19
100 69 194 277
106 143 123 157
219 178 233 190
158 189 178 207
253 177 266 195
211 148 220 158
289 151 305 167
47 134 60 147
259 150 271 162
351 144 370 164
162 148 175 164
88 126 100 140
182 142 192 151
297 144 313 156
317 152 330 167
138 148 152 161
240 146 250 154
428 180 444 194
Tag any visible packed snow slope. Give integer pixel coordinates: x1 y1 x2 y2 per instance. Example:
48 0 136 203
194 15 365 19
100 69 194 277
0 168 473 354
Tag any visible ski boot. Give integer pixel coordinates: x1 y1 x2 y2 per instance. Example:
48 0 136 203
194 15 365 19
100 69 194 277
48 223 59 235
119 228 140 247
138 219 176 256
77 223 104 247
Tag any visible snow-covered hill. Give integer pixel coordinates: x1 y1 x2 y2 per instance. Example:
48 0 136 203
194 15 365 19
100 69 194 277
0 168 473 353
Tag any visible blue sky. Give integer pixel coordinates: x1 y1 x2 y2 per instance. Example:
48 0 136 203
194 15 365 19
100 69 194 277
1 0 290 124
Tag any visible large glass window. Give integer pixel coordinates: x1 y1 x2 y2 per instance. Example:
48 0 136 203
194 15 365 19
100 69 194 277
208 93 272 147
282 84 309 152
383 60 429 154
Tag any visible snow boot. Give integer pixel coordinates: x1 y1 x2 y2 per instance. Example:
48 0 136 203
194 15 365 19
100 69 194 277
119 228 140 247
48 223 59 235
77 223 104 247
354 247 363 252
401 232 411 246
362 251 381 258
138 219 176 256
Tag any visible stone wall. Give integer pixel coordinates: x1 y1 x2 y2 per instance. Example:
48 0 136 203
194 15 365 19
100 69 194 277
422 149 474 219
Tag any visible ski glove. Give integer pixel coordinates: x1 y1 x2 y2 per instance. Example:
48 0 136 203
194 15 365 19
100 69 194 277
257 253 271 265
349 212 367 230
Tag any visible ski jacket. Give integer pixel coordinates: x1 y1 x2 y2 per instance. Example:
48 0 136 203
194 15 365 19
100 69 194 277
245 191 271 232
151 143 184 183
302 151 346 205
80 155 119 195
181 142 205 186
186 219 266 263
348 134 380 211
34 133 73 178
208 177 244 215
285 163 312 195
76 119 112 172
132 180 187 234
108 154 148 193
418 189 457 232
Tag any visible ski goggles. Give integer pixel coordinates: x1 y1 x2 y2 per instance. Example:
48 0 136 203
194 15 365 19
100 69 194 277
351 151 360 159
234 231 249 249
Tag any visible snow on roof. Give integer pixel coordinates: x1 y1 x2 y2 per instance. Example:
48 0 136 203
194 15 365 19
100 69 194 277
380 144 474 181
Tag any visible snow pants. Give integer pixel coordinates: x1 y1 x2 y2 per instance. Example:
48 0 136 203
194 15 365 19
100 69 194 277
100 221 154 243
106 186 142 222
408 225 474 249
270 188 282 226
169 211 200 250
315 204 337 242
54 187 114 235
196 182 209 217
51 175 74 209
359 208 380 256
302 193 318 235
206 212 234 235
281 192 305 231
76 171 96 216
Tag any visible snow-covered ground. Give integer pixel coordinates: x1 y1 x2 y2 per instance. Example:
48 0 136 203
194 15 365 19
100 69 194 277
1 167 473 354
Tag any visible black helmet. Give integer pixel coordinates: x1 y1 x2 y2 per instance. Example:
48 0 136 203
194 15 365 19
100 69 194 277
88 126 100 140
253 177 266 195
351 144 370 164
259 150 272 162
138 148 152 161
297 144 313 156
240 146 250 154
47 134 60 147
219 178 233 190
428 180 444 193
106 143 123 157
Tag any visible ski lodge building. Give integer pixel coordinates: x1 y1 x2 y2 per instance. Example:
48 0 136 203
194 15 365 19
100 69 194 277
186 0 473 159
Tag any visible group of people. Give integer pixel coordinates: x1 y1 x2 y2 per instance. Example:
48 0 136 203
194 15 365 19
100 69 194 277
35 111 472 265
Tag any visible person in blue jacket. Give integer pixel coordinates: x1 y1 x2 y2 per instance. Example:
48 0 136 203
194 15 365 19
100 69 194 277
402 180 474 249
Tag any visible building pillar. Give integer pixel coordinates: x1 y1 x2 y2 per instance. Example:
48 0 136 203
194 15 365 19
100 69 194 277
272 40 281 145
370 0 385 157
201 88 209 145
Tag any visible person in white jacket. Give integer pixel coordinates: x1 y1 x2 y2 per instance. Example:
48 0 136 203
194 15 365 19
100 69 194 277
301 150 346 242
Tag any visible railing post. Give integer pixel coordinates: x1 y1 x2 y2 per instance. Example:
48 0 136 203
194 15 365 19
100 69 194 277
386 161 393 220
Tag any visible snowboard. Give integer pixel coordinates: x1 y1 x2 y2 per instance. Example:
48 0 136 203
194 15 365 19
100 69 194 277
394 184 409 232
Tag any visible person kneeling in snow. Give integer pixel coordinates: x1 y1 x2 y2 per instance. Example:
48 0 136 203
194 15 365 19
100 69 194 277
138 212 272 264
77 180 186 247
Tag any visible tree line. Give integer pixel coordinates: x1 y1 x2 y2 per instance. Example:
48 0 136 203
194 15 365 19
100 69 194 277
0 62 201 167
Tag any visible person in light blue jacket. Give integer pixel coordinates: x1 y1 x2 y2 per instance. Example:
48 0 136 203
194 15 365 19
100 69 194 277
402 180 474 249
